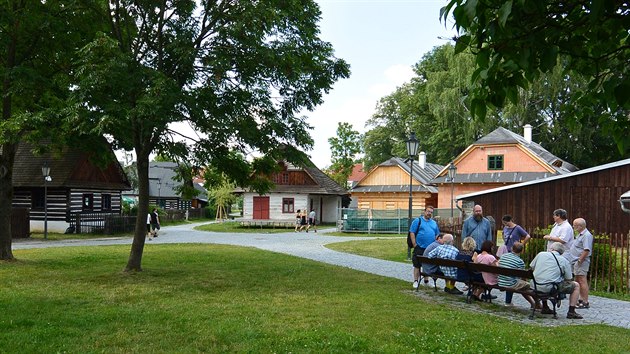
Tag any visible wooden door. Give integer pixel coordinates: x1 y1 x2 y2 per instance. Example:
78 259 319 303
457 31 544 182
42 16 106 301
253 196 270 219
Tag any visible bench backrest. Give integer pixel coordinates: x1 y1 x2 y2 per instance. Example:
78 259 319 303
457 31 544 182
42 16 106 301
467 262 533 279
416 256 468 269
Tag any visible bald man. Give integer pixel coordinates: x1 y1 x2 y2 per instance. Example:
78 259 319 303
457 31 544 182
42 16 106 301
565 218 593 309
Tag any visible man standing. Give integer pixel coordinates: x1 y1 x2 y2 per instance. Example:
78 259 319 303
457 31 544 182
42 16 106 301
530 242 583 319
543 209 574 252
409 206 440 289
565 218 593 309
462 204 492 252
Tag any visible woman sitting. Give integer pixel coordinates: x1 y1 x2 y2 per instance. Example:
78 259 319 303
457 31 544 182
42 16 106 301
475 240 499 300
455 237 484 300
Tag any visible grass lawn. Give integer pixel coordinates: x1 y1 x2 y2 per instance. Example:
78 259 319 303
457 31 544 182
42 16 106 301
2 245 630 352
195 221 295 234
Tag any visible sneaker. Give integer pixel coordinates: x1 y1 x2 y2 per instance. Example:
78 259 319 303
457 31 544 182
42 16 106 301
412 281 419 289
541 307 555 315
481 294 498 300
567 311 583 319
504 302 514 307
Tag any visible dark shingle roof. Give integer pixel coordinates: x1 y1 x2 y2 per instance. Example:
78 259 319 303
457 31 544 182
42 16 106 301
13 141 130 190
302 166 348 195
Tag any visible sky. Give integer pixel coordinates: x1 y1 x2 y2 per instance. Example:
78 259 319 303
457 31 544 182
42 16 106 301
307 0 457 169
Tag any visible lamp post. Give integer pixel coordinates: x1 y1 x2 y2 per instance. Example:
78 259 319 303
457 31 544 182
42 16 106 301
42 162 51 240
447 162 457 219
406 132 419 259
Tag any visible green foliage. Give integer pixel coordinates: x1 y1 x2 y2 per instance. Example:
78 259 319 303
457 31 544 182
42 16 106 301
442 0 630 158
326 122 362 188
364 43 622 169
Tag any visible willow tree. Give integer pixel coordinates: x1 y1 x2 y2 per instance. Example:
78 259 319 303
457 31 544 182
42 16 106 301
69 1 349 271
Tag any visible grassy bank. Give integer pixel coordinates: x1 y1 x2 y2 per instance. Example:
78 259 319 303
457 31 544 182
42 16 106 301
1 244 629 352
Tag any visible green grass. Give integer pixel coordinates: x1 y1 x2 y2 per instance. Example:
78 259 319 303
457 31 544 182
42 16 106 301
195 221 297 234
2 246 630 353
327 238 411 263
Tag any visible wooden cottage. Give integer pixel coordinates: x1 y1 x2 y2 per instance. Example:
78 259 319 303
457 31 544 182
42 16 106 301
432 125 579 210
456 158 630 236
350 155 443 211
239 161 347 223
12 141 131 234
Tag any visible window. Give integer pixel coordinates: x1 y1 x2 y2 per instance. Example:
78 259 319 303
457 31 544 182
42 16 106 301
32 189 45 209
282 173 289 184
488 155 504 170
82 194 94 211
102 194 112 211
282 198 294 213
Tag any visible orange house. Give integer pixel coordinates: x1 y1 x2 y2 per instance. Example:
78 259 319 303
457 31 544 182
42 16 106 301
432 125 578 210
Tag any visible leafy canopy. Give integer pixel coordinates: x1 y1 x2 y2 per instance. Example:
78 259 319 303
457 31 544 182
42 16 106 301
441 0 630 155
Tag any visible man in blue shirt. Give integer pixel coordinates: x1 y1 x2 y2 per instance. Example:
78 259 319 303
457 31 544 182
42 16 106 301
462 204 492 253
409 206 440 289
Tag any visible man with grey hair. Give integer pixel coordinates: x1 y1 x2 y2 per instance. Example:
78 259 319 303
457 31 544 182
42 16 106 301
543 208 574 252
427 233 462 294
566 218 593 309
530 242 582 319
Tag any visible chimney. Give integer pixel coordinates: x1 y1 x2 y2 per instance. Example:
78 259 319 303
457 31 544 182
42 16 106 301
418 151 426 169
523 124 532 143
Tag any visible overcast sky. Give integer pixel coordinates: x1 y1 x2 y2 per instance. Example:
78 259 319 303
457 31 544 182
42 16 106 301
307 0 457 168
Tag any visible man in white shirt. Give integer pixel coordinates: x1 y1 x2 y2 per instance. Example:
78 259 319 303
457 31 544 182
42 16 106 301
543 209 574 252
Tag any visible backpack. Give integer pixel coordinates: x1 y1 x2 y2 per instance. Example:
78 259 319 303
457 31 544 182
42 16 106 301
406 218 422 248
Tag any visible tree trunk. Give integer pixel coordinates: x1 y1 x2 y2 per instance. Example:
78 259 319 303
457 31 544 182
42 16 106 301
0 143 16 260
124 152 150 272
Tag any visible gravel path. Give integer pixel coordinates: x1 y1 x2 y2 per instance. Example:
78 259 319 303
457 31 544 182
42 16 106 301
13 222 630 329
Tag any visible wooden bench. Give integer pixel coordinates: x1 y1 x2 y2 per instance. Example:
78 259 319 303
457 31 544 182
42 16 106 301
416 255 563 319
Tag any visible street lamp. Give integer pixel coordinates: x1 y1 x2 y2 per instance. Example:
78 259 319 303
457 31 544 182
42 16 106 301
447 162 457 219
406 132 419 259
42 162 51 240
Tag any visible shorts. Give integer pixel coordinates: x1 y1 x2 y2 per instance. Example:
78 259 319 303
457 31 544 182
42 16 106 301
308 218 316 225
508 279 531 291
573 259 590 276
412 247 426 268
557 280 576 294
146 224 151 233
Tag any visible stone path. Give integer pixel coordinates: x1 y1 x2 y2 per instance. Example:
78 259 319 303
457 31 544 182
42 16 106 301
13 222 630 329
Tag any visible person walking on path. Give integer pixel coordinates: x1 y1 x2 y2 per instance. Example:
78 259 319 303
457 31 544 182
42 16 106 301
566 218 593 309
543 209 574 252
462 204 492 253
307 209 317 233
150 208 160 238
409 206 440 289
146 213 153 241
294 210 302 232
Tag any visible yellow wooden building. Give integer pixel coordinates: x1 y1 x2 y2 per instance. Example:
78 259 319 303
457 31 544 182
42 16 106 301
350 155 443 211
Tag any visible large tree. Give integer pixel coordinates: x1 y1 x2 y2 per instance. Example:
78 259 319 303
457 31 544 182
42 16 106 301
326 122 362 188
0 1 101 259
68 1 349 271
442 0 630 157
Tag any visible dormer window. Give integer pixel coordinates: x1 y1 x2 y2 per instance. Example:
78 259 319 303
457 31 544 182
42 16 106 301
488 155 504 170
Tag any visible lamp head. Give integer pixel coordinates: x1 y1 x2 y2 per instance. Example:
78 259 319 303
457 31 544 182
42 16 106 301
406 132 419 157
